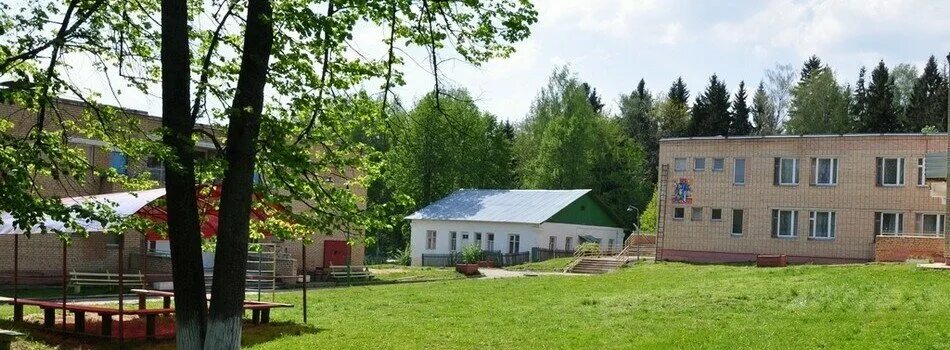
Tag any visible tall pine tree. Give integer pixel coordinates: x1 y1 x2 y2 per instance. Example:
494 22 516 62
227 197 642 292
800 55 823 81
907 56 948 131
689 74 731 136
729 81 753 135
619 79 658 184
581 82 606 113
862 61 901 132
751 81 777 135
667 77 690 105
850 67 869 130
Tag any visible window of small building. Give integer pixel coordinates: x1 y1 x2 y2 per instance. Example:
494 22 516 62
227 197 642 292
426 230 437 250
487 233 495 251
712 158 724 172
673 207 685 220
450 231 458 251
674 158 687 172
508 234 521 253
694 158 706 171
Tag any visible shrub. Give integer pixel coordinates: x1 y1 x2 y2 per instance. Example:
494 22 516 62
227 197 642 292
460 244 483 264
575 242 601 256
395 245 412 266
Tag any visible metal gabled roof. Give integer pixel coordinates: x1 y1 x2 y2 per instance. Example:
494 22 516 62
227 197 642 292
405 189 591 225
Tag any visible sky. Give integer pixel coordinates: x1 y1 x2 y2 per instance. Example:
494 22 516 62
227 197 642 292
70 0 950 123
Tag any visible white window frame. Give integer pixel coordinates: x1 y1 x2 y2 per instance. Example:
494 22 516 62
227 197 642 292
508 234 521 254
711 208 722 221
487 233 495 251
694 157 706 171
565 237 573 251
774 209 798 238
813 158 838 186
548 236 556 250
915 213 944 236
734 158 746 185
474 232 482 248
778 158 799 185
878 212 904 235
880 157 905 187
450 231 458 252
674 158 687 172
917 158 926 187
809 211 836 239
732 209 744 235
425 230 437 250
673 207 685 220
712 158 724 172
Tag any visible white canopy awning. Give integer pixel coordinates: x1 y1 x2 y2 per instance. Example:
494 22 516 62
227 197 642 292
0 188 167 235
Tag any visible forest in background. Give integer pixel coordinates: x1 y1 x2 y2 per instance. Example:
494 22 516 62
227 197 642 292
367 54 950 257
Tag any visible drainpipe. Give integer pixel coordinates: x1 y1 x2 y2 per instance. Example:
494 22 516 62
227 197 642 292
945 52 949 262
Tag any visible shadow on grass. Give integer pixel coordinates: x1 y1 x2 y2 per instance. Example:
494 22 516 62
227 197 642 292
0 317 323 349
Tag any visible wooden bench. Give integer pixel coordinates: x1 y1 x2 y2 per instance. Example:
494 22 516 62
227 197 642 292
69 271 146 293
326 265 374 280
11 298 173 340
130 289 292 325
0 329 25 348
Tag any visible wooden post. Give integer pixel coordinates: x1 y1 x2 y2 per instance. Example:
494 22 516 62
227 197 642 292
945 52 949 262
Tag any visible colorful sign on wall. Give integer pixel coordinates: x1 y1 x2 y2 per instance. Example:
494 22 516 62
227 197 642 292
671 178 692 204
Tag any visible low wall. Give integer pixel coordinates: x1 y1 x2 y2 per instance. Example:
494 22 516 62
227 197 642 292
874 236 945 262
661 249 870 264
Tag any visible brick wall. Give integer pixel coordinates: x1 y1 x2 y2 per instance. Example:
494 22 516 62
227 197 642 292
658 134 946 263
874 236 945 262
0 232 146 285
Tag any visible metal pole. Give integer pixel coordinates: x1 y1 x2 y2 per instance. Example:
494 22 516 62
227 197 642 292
944 52 949 259
118 235 125 344
302 241 307 324
257 248 262 302
62 241 67 332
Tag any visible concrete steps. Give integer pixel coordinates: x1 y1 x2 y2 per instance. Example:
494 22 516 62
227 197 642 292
567 258 626 274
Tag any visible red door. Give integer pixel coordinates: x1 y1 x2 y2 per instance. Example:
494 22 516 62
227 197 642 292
323 240 350 267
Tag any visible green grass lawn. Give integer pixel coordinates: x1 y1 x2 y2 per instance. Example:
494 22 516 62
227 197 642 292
367 264 463 282
504 257 574 272
2 263 949 349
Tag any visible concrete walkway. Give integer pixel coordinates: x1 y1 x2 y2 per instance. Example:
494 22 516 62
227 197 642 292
478 268 583 279
918 262 950 270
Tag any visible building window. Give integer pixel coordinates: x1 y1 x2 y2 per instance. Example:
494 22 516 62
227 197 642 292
877 157 905 186
917 158 926 186
475 232 482 247
674 158 687 172
691 207 703 221
548 236 556 250
508 234 520 254
145 156 165 182
809 211 836 239
732 209 743 235
565 237 573 251
812 158 838 186
711 208 722 221
608 238 615 249
673 207 685 220
450 231 458 251
734 158 746 185
713 158 724 172
875 212 904 235
694 158 706 171
425 230 437 250
775 158 799 185
916 214 944 235
772 209 798 238
110 151 128 175
461 233 469 240
487 233 495 251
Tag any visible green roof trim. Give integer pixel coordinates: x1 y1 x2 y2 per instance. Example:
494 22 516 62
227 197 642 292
546 193 623 228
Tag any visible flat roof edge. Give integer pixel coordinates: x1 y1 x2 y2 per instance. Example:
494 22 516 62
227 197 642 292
660 133 948 142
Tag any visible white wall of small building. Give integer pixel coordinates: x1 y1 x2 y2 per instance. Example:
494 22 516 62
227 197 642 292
409 219 624 265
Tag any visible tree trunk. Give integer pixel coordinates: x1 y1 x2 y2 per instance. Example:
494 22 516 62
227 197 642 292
161 0 209 348
204 1 273 348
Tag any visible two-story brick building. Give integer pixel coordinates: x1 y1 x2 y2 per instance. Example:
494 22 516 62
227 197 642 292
657 134 947 264
0 99 364 285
